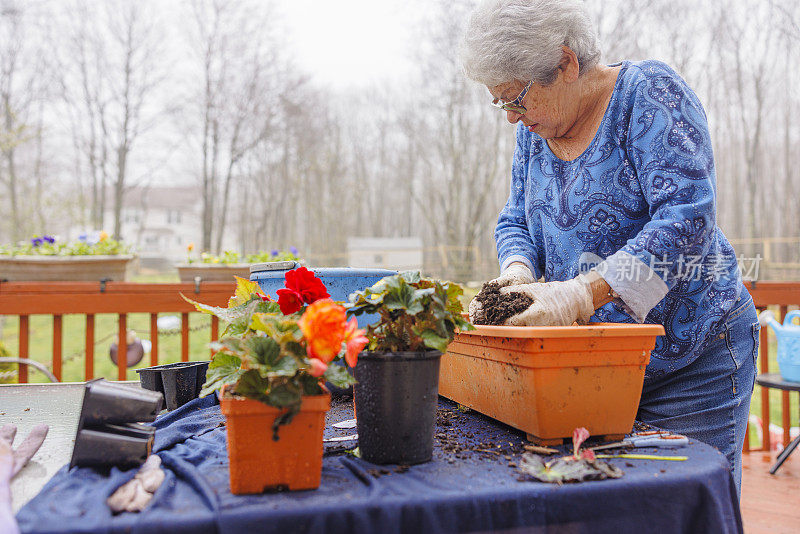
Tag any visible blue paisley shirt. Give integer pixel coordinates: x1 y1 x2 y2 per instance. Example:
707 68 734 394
495 60 745 380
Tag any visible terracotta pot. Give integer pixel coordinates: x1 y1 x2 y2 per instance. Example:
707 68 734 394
176 263 251 282
220 392 330 494
0 255 133 281
440 323 664 445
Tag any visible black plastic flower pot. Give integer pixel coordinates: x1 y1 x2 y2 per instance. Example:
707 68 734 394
353 350 441 465
70 423 156 468
69 379 163 469
79 378 163 426
136 361 210 410
135 366 163 394
326 361 355 396
160 363 208 411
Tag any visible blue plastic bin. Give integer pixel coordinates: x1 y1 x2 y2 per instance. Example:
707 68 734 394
249 262 397 328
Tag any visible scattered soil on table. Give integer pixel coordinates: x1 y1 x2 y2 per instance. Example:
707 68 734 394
472 282 533 326
632 421 655 433
367 465 411 478
435 406 529 465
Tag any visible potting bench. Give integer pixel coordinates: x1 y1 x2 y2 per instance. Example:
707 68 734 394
11 388 743 534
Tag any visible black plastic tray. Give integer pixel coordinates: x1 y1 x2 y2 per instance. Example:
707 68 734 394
136 361 210 411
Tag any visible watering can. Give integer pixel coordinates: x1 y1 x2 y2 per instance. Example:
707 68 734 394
759 309 800 382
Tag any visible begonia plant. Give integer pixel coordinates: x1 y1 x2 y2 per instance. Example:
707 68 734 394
183 269 366 437
346 270 474 353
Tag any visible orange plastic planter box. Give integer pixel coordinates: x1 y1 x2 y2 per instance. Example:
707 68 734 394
440 324 664 445
220 392 330 494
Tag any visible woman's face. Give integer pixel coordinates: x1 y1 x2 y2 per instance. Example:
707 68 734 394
489 74 575 140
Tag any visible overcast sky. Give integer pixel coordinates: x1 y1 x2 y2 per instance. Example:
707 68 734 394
278 0 419 89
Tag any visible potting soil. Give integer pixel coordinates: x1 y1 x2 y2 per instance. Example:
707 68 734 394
472 281 533 325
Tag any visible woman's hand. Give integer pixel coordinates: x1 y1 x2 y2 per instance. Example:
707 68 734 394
500 275 595 326
469 263 535 321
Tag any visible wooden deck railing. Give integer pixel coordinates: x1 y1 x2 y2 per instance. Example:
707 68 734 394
745 281 800 452
0 280 795 452
0 281 233 382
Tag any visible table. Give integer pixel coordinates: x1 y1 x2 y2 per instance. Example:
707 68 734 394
9 385 743 534
755 373 800 474
1 382 142 512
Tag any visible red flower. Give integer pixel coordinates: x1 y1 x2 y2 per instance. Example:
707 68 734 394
284 267 329 305
343 317 367 368
276 288 303 315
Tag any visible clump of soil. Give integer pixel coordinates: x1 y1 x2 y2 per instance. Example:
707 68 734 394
472 282 533 326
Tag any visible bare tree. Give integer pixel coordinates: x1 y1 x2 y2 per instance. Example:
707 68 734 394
0 1 49 241
402 0 512 281
57 0 167 239
181 0 292 253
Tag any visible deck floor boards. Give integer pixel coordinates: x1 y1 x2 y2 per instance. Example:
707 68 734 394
741 450 800 533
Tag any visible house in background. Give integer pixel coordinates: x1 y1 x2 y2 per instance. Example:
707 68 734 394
90 186 237 269
346 237 423 271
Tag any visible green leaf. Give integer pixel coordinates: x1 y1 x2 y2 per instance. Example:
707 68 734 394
445 281 464 303
245 336 281 366
255 299 281 314
233 369 270 403
200 353 243 397
228 277 264 307
209 337 243 354
420 329 449 352
300 373 324 396
383 278 414 311
323 362 356 388
267 382 302 408
265 354 299 377
398 270 421 283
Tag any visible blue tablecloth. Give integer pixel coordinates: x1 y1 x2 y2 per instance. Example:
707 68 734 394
17 395 742 534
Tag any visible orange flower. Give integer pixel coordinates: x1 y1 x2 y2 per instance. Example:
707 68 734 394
99 230 109 241
187 242 195 251
298 299 346 363
343 317 367 367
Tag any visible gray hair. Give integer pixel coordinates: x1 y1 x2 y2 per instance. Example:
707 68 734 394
460 0 601 87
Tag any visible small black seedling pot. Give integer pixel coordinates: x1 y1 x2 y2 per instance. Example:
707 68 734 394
353 350 441 465
135 366 163 394
70 379 163 469
70 423 156 468
136 361 210 411
79 378 163 426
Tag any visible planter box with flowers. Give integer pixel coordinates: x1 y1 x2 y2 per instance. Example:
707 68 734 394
184 269 366 494
0 232 133 282
177 247 301 282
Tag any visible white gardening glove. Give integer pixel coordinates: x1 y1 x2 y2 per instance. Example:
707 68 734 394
469 263 535 321
1 424 49 534
492 263 536 288
107 454 166 514
500 275 595 326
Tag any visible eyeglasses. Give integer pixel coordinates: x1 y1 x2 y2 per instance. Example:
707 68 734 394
491 80 533 114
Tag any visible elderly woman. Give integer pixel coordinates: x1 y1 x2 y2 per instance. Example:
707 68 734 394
461 0 758 494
